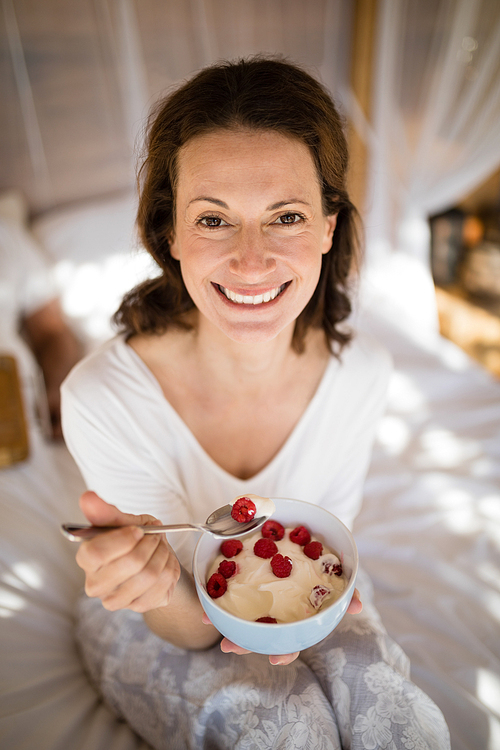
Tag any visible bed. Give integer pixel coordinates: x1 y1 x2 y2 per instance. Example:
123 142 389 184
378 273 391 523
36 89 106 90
0 192 499 750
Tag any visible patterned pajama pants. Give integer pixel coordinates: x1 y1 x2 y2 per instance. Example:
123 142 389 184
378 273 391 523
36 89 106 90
76 572 450 750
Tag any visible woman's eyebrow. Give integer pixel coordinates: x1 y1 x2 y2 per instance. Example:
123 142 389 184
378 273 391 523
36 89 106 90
267 199 311 211
188 197 228 208
188 197 311 210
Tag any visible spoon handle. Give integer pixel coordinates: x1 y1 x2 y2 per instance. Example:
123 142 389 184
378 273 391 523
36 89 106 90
61 523 201 542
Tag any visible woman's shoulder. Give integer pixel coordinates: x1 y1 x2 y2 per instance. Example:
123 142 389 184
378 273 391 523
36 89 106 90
61 335 149 403
345 330 392 369
336 330 393 391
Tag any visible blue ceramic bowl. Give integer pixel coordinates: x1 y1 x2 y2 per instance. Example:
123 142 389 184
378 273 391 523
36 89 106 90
193 497 358 655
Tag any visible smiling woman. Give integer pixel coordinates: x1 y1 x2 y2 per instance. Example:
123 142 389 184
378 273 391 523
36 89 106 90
60 56 450 750
114 56 357 355
167 129 337 345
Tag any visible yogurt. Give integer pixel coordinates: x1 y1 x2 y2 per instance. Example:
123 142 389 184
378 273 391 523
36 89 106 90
206 522 347 624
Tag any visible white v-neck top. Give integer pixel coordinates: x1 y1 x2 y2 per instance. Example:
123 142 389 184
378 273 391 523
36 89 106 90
61 333 392 569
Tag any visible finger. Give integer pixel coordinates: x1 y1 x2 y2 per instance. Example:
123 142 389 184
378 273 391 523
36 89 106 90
346 588 363 614
269 652 300 666
100 537 179 611
126 551 181 613
201 612 212 625
220 638 252 656
82 530 161 593
76 524 145 573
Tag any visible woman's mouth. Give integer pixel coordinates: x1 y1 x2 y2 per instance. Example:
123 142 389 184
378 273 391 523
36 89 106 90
215 282 290 305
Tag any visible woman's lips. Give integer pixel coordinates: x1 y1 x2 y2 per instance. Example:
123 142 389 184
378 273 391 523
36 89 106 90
215 282 290 305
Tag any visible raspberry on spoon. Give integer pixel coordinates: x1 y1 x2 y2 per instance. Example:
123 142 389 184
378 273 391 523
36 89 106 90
231 496 257 523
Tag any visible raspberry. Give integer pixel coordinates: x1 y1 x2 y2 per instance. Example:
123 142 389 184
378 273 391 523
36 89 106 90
309 585 331 609
256 616 278 623
270 553 293 578
321 554 343 576
261 519 285 541
303 541 323 560
220 539 243 558
231 497 257 523
289 525 311 546
207 573 227 598
218 560 236 579
254 538 278 559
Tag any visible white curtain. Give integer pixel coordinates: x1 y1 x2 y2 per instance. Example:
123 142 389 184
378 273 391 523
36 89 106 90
0 0 352 214
363 0 500 265
2 0 500 292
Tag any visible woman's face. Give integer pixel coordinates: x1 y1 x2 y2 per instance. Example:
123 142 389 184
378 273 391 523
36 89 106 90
169 129 337 345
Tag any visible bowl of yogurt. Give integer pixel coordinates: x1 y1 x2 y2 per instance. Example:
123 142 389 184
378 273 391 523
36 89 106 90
193 497 358 655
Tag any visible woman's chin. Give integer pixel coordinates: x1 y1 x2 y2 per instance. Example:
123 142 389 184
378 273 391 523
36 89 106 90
202 312 295 347
221 321 291 346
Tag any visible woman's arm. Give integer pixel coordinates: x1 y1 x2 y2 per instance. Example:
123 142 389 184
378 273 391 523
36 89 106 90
22 298 83 438
62 374 220 647
144 566 222 650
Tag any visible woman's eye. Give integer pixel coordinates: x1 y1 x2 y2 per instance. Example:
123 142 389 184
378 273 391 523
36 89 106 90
276 213 304 225
198 216 227 228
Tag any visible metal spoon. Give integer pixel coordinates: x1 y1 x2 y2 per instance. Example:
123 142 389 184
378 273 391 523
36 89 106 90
61 504 267 542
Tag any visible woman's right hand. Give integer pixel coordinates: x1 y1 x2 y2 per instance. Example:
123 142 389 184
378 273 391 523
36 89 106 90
75 490 181 613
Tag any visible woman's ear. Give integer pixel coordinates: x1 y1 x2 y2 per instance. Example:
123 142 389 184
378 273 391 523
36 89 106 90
169 233 180 260
321 214 337 255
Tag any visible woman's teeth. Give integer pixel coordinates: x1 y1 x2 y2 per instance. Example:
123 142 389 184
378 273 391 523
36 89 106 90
219 283 287 305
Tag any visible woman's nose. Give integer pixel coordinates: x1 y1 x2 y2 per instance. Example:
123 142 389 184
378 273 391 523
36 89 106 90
228 232 277 279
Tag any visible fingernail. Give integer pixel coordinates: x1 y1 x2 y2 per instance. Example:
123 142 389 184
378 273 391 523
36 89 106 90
132 526 144 540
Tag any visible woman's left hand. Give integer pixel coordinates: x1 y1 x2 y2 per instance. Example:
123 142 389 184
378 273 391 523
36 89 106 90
202 587 362 665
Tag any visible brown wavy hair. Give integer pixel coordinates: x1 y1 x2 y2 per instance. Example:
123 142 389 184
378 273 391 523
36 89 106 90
114 55 360 354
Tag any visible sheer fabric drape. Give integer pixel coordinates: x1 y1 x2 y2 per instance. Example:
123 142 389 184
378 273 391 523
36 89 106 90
362 0 500 265
0 0 352 214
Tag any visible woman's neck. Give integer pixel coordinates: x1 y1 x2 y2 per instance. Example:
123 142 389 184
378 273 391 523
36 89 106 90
128 311 329 403
190 313 302 394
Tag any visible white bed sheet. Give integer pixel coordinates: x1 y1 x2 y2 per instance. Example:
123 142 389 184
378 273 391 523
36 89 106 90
1 194 498 750
0 427 152 750
355 301 500 750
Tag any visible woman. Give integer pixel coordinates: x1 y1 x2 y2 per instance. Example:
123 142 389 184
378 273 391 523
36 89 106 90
62 57 450 749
